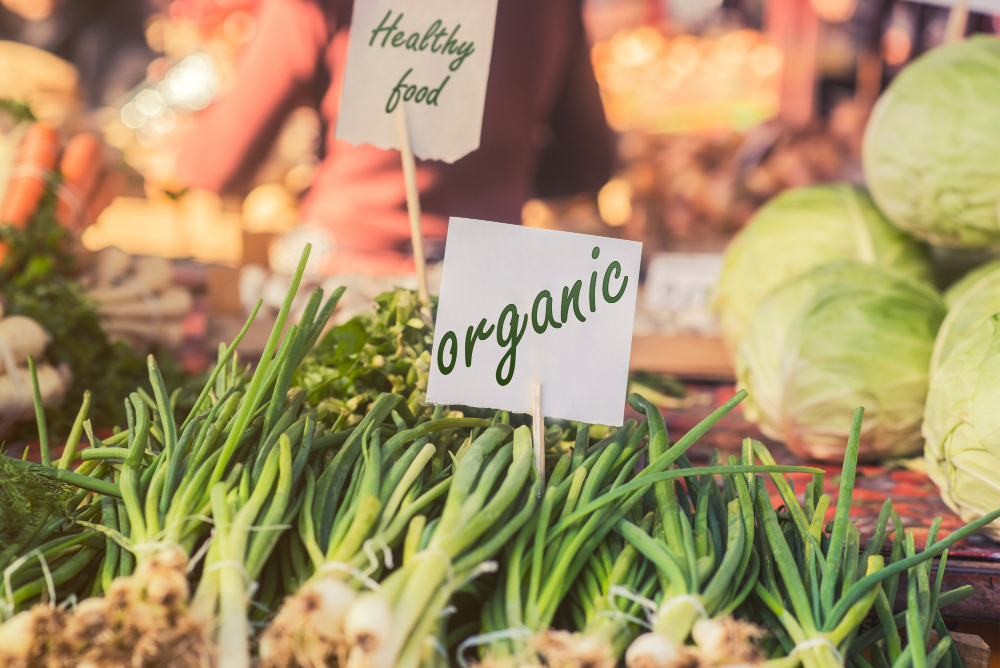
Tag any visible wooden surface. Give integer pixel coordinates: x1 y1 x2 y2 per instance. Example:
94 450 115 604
629 334 734 380
930 631 991 668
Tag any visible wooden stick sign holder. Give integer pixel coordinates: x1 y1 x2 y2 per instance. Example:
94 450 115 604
944 0 969 44
396 107 545 488
395 106 430 304
532 382 545 496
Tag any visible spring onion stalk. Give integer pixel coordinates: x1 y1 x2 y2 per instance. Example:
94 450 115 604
563 513 660 664
848 515 965 668
191 434 294 668
335 423 539 668
56 389 90 469
258 396 494 667
748 408 1000 668
472 420 648 668
615 394 793 668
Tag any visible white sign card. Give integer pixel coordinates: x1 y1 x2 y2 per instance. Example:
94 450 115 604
426 219 642 426
644 252 723 312
335 0 499 163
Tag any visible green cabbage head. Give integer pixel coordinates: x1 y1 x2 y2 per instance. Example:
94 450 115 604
863 36 1000 247
924 315 1000 539
737 261 945 462
925 261 1000 538
933 258 1000 368
714 183 931 351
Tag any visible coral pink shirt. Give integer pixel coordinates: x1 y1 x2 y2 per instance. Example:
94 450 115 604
178 0 613 266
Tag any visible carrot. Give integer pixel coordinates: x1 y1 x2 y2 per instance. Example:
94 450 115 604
56 132 104 230
0 122 59 229
80 168 122 232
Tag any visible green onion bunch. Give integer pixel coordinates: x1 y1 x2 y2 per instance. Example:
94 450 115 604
258 394 493 668
465 396 821 668
471 420 650 668
0 245 345 666
335 422 541 668
616 396 764 668
747 408 1000 668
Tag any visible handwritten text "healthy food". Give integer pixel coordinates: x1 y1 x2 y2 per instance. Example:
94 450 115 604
370 10 476 114
435 247 630 386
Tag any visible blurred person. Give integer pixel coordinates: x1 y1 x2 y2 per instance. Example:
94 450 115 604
176 0 614 275
0 0 156 108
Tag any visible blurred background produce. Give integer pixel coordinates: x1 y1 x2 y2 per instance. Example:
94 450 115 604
0 103 192 438
82 249 193 350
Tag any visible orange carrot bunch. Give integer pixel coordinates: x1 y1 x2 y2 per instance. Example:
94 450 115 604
0 124 113 233
56 132 106 232
0 121 59 228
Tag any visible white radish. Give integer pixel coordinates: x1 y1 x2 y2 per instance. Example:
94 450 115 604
0 362 70 419
0 315 50 367
90 246 131 286
97 287 193 319
87 256 173 303
102 318 184 347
